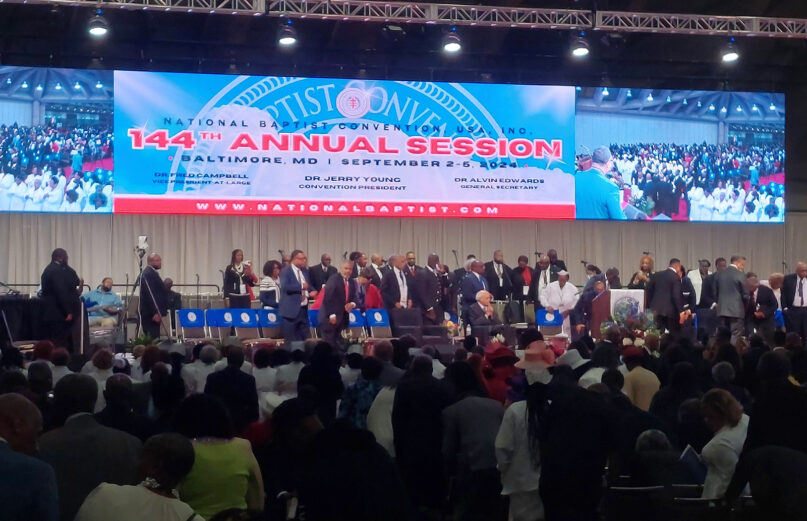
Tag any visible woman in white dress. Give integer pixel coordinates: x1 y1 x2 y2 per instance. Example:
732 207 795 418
24 178 46 211
7 176 28 211
42 176 64 212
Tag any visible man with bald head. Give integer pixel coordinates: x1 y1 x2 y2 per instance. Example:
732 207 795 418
139 252 169 339
0 393 59 521
369 253 388 287
41 247 82 351
39 373 142 521
745 273 778 343
380 254 413 311
318 260 358 347
533 254 559 311
484 249 513 301
309 253 337 291
783 262 807 346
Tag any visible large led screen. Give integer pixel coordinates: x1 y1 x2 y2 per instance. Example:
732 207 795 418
0 66 786 222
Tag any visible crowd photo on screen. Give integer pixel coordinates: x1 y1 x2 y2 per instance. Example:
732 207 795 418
0 122 114 213
574 88 785 223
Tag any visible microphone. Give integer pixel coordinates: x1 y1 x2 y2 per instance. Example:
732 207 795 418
580 260 588 266
535 251 543 257
642 251 651 256
278 249 285 256
451 249 457 253
342 251 348 260
195 273 200 282
0 282 20 296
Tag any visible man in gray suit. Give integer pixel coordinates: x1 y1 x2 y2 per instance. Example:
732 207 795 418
715 255 749 341
38 374 142 521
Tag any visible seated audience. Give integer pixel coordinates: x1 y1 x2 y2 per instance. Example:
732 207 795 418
74 433 203 521
174 394 264 519
339 350 363 388
50 347 73 385
297 342 344 426
251 347 277 394
181 343 219 395
275 349 306 397
622 345 661 411
94 374 155 442
337 356 383 429
205 345 259 435
374 340 405 387
38 374 142 521
630 429 693 487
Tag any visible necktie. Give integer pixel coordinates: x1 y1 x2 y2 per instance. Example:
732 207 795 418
481 276 487 291
749 290 756 313
297 269 305 304
543 271 548 286
800 279 804 306
496 263 501 277
344 278 350 304
399 271 405 285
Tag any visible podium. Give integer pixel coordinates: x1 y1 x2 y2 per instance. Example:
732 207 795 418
591 290 611 340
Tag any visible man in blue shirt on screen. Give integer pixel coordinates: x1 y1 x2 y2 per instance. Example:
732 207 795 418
575 146 627 220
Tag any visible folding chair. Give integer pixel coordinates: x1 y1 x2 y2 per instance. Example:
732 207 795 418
257 309 283 340
536 309 563 336
365 309 394 340
348 309 367 340
232 308 261 342
308 309 320 339
205 308 236 342
177 309 214 343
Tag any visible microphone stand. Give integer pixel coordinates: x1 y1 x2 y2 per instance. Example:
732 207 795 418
451 249 459 269
195 273 201 309
126 247 147 339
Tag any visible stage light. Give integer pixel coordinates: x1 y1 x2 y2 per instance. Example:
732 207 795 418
721 106 727 113
278 21 297 46
575 86 582 92
709 104 715 111
442 28 461 53
74 81 81 90
88 9 109 37
570 34 589 58
646 92 653 102
626 89 632 98
736 105 743 112
769 102 776 110
682 98 688 105
752 104 758 111
21 81 28 89
697 101 702 107
36 84 43 91
721 38 739 63
54 82 62 90
601 87 609 96
4 77 10 85
96 80 103 89
666 95 671 103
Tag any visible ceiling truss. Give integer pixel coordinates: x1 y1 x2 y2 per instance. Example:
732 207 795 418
3 0 807 39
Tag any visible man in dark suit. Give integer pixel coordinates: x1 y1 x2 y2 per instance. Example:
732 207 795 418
279 249 316 343
484 250 513 301
449 255 475 316
204 345 259 434
646 258 685 332
308 253 338 291
745 273 778 342
461 260 489 325
698 257 727 309
318 261 358 347
368 253 389 287
404 251 420 283
715 255 749 340
0 393 59 521
414 253 449 326
40 247 81 350
533 255 559 310
94 374 155 443
39 374 142 521
783 262 807 346
468 290 502 345
380 254 413 311
547 249 567 272
139 253 169 340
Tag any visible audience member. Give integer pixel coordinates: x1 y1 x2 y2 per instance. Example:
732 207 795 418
251 347 277 393
181 343 219 395
297 341 344 426
39 373 142 521
621 346 661 411
374 340 405 387
700 388 749 498
204 345 259 434
630 429 692 487
337 356 383 429
50 347 73 384
649 362 702 433
0 393 59 521
74 433 203 521
275 349 306 397
339 351 363 388
94 374 155 442
173 394 264 519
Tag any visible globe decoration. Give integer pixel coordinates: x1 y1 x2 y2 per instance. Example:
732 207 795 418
613 296 641 324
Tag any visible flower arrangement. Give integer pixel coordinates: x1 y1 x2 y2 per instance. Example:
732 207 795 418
445 320 459 336
600 307 660 339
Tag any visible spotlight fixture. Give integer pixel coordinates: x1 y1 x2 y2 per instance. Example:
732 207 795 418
442 28 461 54
36 84 43 91
74 81 81 90
769 102 776 111
626 89 632 98
88 9 109 37
721 106 727 113
601 87 609 96
21 81 28 89
697 101 702 107
666 95 671 103
4 78 10 85
682 98 688 105
751 104 758 111
570 33 590 58
96 80 103 89
721 37 739 63
278 21 297 46
54 82 62 90
646 92 654 102
709 104 715 111
736 105 743 112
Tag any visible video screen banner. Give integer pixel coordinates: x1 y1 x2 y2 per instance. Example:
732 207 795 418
0 65 786 221
113 71 576 218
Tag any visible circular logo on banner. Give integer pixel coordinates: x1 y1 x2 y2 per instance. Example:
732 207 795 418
373 312 382 322
268 313 276 322
336 88 370 118
240 312 251 322
545 312 555 323
224 312 232 322
444 311 451 321
187 312 197 322
613 296 641 321
349 313 356 324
